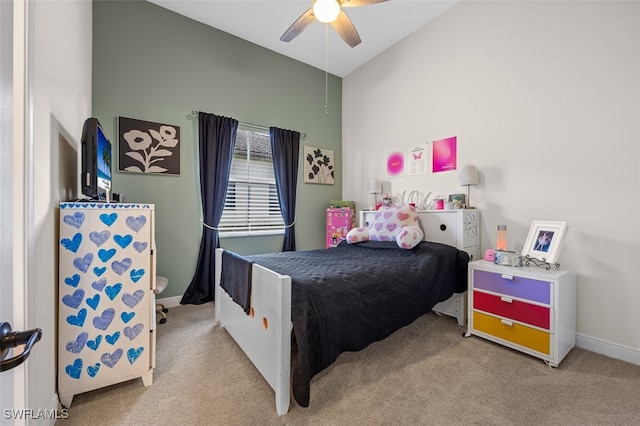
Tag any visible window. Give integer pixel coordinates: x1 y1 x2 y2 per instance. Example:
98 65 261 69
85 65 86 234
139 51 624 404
219 126 284 236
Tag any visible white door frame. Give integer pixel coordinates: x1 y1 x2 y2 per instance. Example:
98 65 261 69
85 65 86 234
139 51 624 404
1 0 32 423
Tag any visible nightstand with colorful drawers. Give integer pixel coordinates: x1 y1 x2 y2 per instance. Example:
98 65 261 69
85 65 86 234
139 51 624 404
465 260 576 367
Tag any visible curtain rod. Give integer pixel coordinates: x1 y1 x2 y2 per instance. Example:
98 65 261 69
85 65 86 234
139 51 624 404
190 110 306 139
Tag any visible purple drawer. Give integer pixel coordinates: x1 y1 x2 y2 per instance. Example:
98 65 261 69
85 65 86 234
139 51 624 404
473 269 551 305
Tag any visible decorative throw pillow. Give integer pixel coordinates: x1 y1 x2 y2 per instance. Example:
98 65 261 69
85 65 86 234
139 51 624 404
396 225 424 249
346 227 370 244
368 204 420 242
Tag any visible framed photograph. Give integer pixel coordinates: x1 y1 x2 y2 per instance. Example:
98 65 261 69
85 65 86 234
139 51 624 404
522 220 568 265
448 194 466 209
304 145 334 184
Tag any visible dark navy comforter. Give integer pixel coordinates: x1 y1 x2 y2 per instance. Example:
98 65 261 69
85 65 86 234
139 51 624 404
243 240 469 408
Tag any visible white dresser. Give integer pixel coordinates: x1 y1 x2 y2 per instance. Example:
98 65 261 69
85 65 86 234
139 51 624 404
359 209 480 326
466 260 576 366
359 209 480 260
58 203 156 407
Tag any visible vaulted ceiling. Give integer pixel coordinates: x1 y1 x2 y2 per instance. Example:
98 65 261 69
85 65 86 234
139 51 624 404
147 0 459 77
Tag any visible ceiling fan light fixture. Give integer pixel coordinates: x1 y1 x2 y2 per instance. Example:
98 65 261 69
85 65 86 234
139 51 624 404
313 0 341 23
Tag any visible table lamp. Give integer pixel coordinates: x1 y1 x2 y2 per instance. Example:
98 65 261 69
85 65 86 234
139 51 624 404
369 179 381 210
458 165 479 208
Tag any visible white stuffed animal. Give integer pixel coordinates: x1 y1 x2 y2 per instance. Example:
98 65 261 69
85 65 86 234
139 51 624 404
346 204 424 249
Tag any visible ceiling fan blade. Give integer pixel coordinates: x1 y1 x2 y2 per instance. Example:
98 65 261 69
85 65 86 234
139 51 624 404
280 8 315 42
331 10 361 47
340 0 389 8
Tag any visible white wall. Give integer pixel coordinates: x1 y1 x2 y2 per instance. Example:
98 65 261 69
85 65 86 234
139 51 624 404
343 1 640 363
28 0 92 416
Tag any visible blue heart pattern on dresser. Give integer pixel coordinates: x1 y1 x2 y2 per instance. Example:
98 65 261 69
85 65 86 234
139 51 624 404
64 274 80 288
98 248 117 263
93 308 115 330
63 212 85 229
91 277 107 292
62 289 85 309
105 283 123 301
86 294 100 310
130 269 145 283
89 230 110 247
124 323 144 341
66 308 87 327
61 233 82 253
87 363 100 378
127 347 144 364
101 348 123 368
65 332 88 354
87 335 102 351
111 258 132 275
126 215 146 233
121 311 135 324
122 290 145 308
105 331 121 345
114 234 133 249
73 253 94 273
99 213 118 227
65 358 83 379
61 208 152 382
133 241 148 253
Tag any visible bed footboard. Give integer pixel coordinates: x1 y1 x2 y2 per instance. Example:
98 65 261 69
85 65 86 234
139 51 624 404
214 248 292 415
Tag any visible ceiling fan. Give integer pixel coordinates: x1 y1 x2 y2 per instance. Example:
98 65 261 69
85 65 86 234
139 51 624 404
280 0 389 48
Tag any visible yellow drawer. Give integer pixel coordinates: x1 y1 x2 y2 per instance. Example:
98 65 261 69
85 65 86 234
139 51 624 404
473 311 550 355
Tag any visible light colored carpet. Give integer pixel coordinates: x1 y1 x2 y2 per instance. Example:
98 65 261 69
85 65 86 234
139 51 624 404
56 303 640 425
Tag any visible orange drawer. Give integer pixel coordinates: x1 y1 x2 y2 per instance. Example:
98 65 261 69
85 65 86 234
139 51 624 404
473 311 550 355
473 291 551 330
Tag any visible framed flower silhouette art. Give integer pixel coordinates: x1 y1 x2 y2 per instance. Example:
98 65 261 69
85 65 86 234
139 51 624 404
118 116 180 175
304 145 334 185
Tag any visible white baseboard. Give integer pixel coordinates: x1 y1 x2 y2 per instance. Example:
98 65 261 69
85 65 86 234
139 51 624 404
156 295 183 309
576 333 640 366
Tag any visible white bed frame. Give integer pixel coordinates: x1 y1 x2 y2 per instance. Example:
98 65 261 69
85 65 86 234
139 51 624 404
213 226 471 415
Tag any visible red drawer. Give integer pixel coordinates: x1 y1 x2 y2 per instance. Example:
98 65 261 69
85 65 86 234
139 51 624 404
473 291 550 330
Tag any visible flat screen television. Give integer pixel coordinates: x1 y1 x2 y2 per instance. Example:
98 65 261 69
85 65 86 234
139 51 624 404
81 117 112 200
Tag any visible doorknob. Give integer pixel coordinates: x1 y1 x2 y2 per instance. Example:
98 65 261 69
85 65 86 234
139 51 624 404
0 322 42 372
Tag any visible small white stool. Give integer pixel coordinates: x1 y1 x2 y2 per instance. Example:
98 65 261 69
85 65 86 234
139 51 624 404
155 276 169 324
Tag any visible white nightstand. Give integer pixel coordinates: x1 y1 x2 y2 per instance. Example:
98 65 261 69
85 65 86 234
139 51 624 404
466 260 576 367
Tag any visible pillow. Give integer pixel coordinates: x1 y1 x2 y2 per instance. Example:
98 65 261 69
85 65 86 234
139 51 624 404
396 226 424 249
368 204 419 242
346 227 369 244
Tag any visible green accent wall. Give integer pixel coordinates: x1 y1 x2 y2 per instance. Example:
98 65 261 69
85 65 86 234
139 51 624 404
92 0 342 298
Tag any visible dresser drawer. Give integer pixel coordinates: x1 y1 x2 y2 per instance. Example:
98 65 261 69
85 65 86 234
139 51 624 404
473 291 551 330
473 311 551 355
473 269 551 305
420 212 457 246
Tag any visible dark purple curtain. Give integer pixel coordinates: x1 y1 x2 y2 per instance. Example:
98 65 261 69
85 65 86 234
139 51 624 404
270 127 300 252
181 112 238 304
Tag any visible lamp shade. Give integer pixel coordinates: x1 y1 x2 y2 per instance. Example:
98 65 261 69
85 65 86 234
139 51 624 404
369 179 382 194
458 165 479 186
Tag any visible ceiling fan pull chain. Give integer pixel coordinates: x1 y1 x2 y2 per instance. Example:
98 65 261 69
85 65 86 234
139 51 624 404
325 24 329 115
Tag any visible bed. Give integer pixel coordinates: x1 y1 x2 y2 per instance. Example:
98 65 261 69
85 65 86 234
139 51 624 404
213 208 478 415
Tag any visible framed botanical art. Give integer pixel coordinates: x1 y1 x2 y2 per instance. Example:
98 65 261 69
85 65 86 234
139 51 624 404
522 220 568 265
118 116 180 175
304 145 334 184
